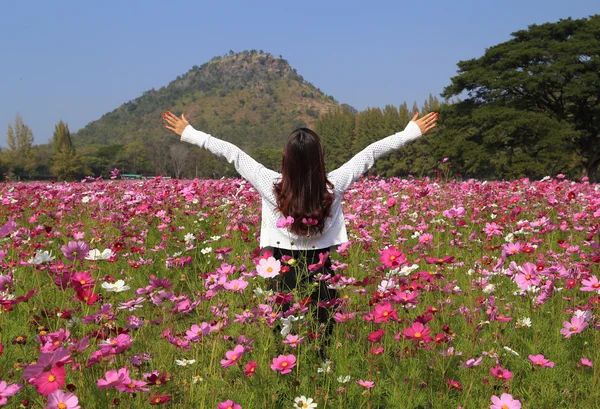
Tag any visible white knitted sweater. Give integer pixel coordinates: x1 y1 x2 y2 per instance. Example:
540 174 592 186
181 121 422 250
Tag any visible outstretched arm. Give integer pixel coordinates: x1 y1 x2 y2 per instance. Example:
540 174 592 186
162 111 279 196
327 111 438 193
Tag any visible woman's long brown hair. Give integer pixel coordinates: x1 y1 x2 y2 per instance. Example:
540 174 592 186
273 128 334 236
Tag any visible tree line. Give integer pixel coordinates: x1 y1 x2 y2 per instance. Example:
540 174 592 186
2 15 598 182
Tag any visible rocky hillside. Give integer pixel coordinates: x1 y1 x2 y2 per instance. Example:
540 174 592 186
73 51 339 154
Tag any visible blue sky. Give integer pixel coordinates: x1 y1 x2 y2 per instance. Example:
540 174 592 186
0 0 597 146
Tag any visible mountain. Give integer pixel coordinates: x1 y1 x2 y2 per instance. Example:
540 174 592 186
72 50 341 176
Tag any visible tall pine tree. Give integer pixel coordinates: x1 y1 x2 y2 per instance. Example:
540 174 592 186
51 120 87 180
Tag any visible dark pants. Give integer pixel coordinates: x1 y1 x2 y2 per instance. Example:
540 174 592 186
265 246 339 339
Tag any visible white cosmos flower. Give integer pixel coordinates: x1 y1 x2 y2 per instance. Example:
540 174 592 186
201 247 212 255
29 250 55 265
101 280 130 293
175 359 196 366
317 360 333 374
337 375 351 383
184 233 195 243
482 284 496 294
294 396 317 409
574 310 592 321
516 317 532 328
503 346 520 356
280 314 302 336
85 249 114 261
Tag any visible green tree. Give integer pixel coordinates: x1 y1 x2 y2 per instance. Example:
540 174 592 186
442 15 600 181
51 120 88 180
314 107 356 171
6 113 36 179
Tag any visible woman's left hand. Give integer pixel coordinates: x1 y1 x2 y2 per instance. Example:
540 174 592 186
412 111 438 135
162 111 189 136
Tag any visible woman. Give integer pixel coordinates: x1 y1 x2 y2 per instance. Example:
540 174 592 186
162 110 438 338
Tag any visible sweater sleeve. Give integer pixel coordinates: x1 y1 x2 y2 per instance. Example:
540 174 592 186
180 125 280 199
327 121 422 193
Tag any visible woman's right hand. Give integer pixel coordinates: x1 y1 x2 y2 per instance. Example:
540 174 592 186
163 111 190 137
412 111 438 135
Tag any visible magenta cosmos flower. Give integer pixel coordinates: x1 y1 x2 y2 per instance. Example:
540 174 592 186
271 354 296 374
45 390 80 409
244 361 257 377
0 381 22 406
60 241 89 262
373 301 398 323
490 393 521 409
560 316 588 338
217 400 242 409
529 354 555 368
402 322 432 342
490 365 513 381
32 366 66 396
581 358 593 367
220 345 245 368
379 246 406 269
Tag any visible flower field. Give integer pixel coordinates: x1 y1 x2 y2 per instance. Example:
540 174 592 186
0 175 599 408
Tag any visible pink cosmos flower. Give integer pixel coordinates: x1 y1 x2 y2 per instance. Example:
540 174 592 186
270 354 296 374
282 334 304 348
276 216 294 228
224 279 248 292
560 316 588 338
301 218 318 226
256 257 281 278
60 241 89 261
71 271 95 289
581 358 593 367
484 222 504 236
97 367 131 389
115 379 149 393
447 379 463 390
580 275 600 293
390 290 419 306
373 301 398 323
379 246 406 269
490 365 513 381
442 206 465 219
418 233 434 245
490 393 521 409
514 262 541 291
308 251 329 272
244 361 257 377
32 366 66 396
45 390 80 409
459 357 483 368
220 345 245 368
401 322 432 343
367 328 385 343
0 381 22 406
357 379 375 389
98 334 132 354
217 400 242 409
0 221 17 238
503 242 522 256
185 323 211 342
529 354 555 368
23 348 72 380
